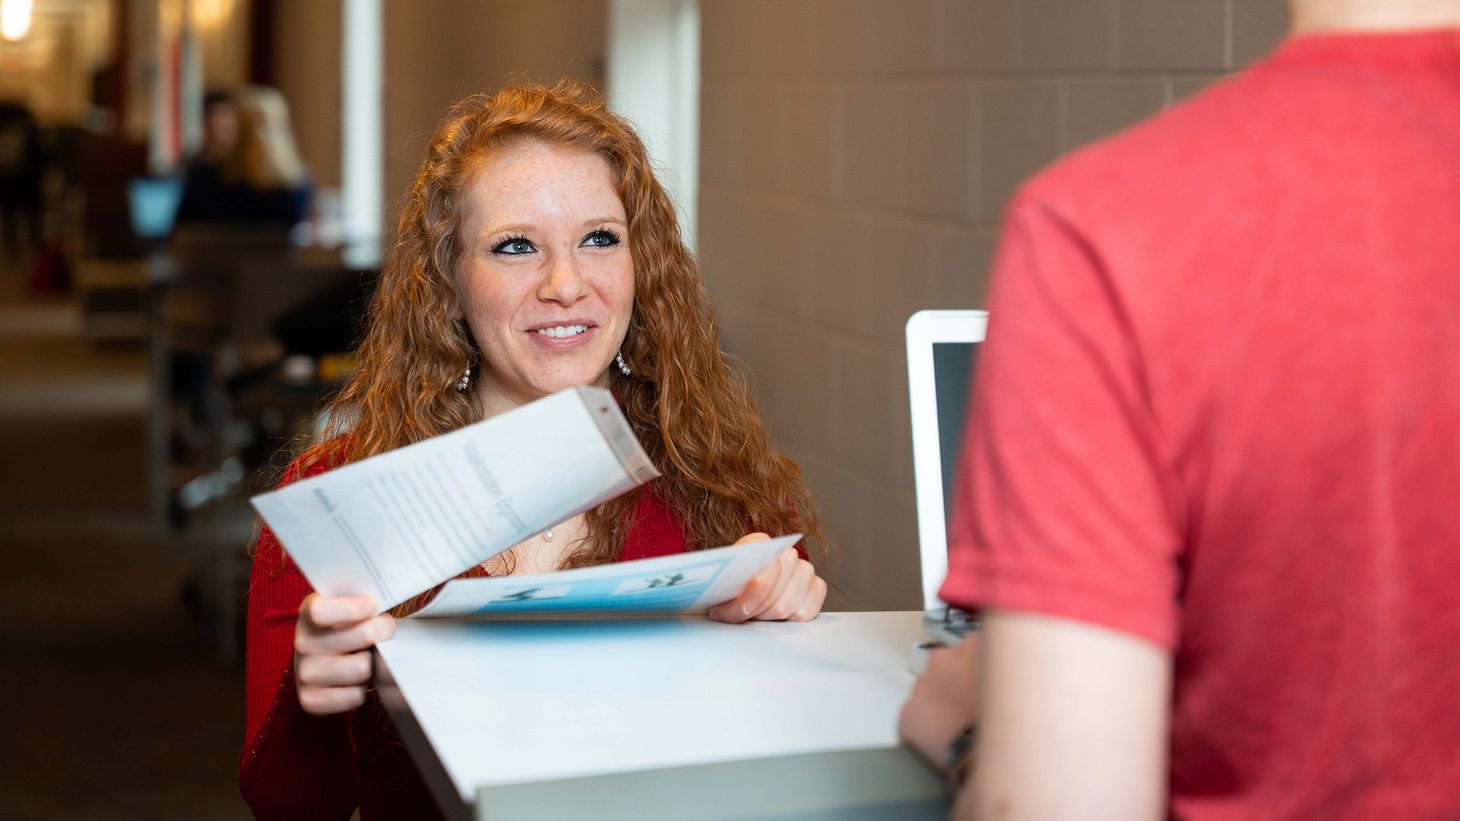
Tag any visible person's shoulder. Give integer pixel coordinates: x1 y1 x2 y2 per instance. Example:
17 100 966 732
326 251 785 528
1007 56 1360 255
251 439 351 571
276 437 352 488
1025 76 1247 203
1021 40 1405 216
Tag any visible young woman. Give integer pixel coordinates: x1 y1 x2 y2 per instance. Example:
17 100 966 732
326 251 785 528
241 81 828 819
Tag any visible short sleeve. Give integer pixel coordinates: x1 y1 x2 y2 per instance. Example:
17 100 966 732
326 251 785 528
939 194 1186 650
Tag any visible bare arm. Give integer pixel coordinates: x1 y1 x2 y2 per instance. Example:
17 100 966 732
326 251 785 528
898 636 981 772
956 609 1173 821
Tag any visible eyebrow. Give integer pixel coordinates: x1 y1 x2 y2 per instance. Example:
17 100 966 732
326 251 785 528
479 216 627 241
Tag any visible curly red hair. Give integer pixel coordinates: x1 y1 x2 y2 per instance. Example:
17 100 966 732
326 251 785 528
297 81 825 601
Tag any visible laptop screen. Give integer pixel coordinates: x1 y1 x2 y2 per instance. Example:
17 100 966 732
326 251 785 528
932 341 978 528
905 310 988 613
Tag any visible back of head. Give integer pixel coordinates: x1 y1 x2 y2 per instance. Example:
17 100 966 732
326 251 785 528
226 86 307 190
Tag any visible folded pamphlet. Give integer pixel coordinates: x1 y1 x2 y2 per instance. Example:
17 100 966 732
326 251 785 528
252 387 668 613
412 535 799 618
251 387 795 617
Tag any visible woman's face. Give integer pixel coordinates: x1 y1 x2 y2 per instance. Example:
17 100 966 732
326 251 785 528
455 140 635 413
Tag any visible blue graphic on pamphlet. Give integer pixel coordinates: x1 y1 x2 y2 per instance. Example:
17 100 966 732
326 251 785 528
471 559 729 615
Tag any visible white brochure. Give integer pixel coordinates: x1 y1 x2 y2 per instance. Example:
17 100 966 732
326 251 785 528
251 387 661 613
412 535 800 619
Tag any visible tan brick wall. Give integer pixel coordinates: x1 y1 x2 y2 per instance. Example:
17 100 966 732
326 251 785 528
383 0 605 232
698 0 1289 610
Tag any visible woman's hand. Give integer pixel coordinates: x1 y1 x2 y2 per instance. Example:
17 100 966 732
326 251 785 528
293 594 396 716
709 533 827 623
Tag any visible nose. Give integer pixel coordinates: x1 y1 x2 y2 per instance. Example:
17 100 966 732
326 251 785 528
538 252 589 305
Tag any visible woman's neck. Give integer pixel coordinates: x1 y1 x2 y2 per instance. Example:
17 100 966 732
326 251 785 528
1289 0 1460 34
469 370 617 421
472 381 527 421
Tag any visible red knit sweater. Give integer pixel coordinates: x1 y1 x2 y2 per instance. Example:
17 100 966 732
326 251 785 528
239 454 690 820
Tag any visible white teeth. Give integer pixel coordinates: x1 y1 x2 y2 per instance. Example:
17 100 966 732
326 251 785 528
536 324 588 338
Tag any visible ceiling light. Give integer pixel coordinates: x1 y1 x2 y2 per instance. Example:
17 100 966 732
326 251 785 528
1 0 33 43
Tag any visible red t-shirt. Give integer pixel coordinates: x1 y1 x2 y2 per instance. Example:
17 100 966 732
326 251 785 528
942 29 1460 819
239 453 690 820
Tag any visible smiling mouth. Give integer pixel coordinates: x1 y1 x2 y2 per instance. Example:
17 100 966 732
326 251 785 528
535 324 589 338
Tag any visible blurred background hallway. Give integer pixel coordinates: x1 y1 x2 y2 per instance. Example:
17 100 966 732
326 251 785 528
0 266 246 819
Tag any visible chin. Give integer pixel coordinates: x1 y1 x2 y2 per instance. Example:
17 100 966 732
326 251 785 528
529 368 611 397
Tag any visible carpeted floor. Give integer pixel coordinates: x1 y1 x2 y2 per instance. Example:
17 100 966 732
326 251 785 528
0 272 251 820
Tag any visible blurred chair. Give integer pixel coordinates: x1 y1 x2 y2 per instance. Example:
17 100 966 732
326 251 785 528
75 135 148 260
71 137 151 342
156 223 370 662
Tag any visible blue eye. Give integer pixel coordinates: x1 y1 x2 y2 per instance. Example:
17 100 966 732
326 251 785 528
581 229 622 248
492 236 535 255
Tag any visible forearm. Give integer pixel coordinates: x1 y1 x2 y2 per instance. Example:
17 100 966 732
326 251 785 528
959 610 1171 821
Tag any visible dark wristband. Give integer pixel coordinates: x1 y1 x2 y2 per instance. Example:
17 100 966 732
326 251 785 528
945 723 978 787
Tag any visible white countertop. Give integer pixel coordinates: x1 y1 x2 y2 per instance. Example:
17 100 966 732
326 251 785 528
375 610 926 807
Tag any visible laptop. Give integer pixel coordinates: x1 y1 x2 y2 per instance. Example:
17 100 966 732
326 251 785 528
905 309 988 647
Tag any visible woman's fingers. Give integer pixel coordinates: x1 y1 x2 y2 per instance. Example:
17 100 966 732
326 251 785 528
789 574 828 622
711 548 828 623
296 593 394 655
299 593 378 630
293 594 395 716
296 651 374 715
748 548 800 618
710 546 795 623
297 683 369 716
295 612 396 656
295 649 374 689
754 558 815 621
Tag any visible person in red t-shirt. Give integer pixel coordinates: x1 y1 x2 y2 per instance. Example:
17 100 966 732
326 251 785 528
241 81 829 819
899 2 1460 818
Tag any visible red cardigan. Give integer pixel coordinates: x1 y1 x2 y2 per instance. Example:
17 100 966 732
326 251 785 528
239 455 690 820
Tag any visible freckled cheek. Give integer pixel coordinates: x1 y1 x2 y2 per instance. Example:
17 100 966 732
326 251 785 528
461 287 534 339
583 263 636 316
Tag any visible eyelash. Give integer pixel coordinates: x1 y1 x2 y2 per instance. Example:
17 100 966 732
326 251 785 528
490 228 622 256
582 228 622 248
491 234 533 255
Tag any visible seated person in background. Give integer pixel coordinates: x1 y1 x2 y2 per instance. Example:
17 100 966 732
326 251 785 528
176 86 310 227
899 0 1460 818
240 80 830 819
190 90 239 173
